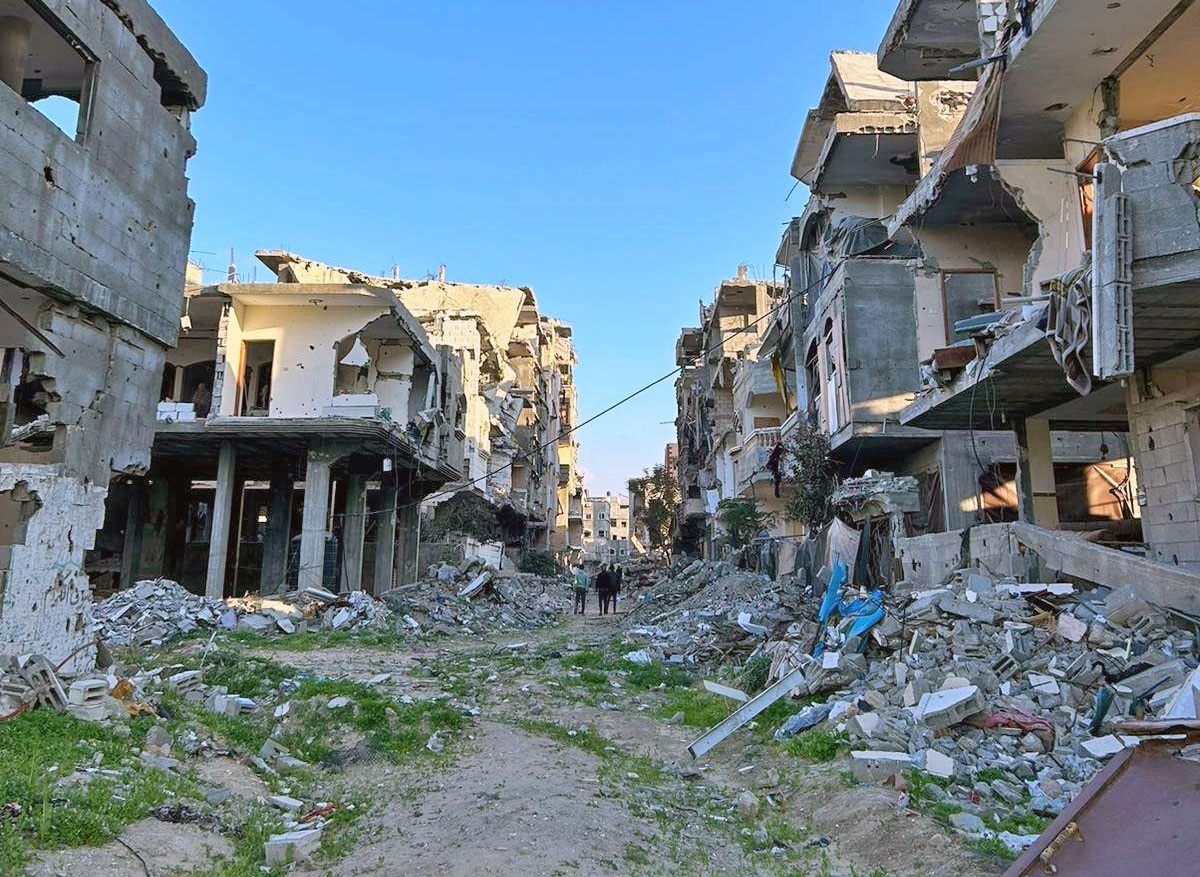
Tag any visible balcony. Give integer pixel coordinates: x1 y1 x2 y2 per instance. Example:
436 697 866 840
904 114 1200 434
733 428 781 497
682 496 707 520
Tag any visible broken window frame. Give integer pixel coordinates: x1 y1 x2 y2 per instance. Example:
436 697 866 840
939 270 999 345
1076 147 1102 251
2 0 100 142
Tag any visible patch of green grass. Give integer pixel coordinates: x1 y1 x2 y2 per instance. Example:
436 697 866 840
291 678 468 763
228 627 411 652
989 810 1049 837
739 654 771 694
574 668 611 692
619 660 692 690
783 729 847 762
624 842 651 865
198 648 294 696
974 836 1018 861
738 814 807 855
199 799 287 877
654 688 731 728
0 708 202 871
903 768 953 809
562 649 611 670
517 719 613 757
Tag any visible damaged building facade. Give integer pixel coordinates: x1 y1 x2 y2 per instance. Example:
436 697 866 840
95 250 584 597
581 491 633 566
884 0 1200 582
674 267 802 555
677 37 1158 572
0 0 205 670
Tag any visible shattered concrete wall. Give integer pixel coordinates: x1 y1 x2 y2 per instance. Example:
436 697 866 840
1126 367 1200 571
0 0 205 671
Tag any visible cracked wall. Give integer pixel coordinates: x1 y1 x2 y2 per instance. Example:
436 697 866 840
1 296 167 671
0 0 203 671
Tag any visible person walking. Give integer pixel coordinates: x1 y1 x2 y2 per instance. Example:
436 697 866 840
572 565 590 615
595 565 612 615
612 564 624 610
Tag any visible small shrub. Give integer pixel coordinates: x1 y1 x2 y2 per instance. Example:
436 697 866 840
784 729 846 762
520 550 557 576
739 654 771 694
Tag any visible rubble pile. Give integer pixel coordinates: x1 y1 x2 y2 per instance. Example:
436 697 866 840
762 566 1200 851
622 559 813 664
378 562 571 635
95 578 394 646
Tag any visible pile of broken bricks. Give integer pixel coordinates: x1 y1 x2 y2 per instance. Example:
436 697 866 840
375 562 570 635
763 567 1200 853
95 578 394 647
621 559 815 665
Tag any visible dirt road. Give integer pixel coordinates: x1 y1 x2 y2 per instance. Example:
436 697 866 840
253 610 1007 877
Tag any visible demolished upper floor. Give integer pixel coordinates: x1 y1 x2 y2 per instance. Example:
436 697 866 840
0 0 207 347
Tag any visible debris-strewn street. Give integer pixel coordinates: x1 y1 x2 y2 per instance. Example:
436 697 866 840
8 0 1200 874
0 574 1002 877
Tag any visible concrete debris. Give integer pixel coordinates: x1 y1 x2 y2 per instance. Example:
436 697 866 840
376 563 570 635
94 578 392 647
641 558 1200 854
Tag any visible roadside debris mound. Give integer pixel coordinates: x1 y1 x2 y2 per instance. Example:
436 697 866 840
630 558 1200 856
622 558 813 664
378 561 570 635
95 578 393 646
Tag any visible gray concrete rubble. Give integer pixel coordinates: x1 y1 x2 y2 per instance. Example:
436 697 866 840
376 562 571 634
90 563 572 649
623 556 1200 856
94 578 391 646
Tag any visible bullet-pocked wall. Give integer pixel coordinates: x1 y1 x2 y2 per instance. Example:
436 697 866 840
0 0 205 672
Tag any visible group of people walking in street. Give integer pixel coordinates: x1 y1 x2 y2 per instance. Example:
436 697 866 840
572 563 623 615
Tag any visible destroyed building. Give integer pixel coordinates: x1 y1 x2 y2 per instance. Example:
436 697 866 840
0 0 205 670
674 267 798 555
93 250 464 598
887 0 1200 580
94 250 584 597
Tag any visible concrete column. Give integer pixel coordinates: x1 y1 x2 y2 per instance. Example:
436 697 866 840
298 443 335 590
0 17 31 94
164 474 188 581
373 477 397 594
340 473 367 592
205 441 237 599
119 481 146 589
394 502 419 586
259 471 292 594
1013 418 1059 528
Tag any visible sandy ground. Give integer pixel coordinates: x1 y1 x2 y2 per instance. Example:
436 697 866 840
30 609 1007 877
274 611 1005 877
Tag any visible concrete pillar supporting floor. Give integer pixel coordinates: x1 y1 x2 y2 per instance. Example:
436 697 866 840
259 471 292 594
341 473 367 592
373 476 397 594
1014 418 1059 528
395 502 419 586
119 480 146 589
205 441 237 599
298 442 336 591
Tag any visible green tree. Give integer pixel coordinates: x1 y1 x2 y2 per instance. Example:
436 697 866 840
628 464 680 560
782 422 838 529
716 497 774 549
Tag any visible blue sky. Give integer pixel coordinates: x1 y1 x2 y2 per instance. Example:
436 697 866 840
157 0 898 494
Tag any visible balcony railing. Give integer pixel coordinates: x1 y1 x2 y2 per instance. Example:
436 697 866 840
734 427 782 493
